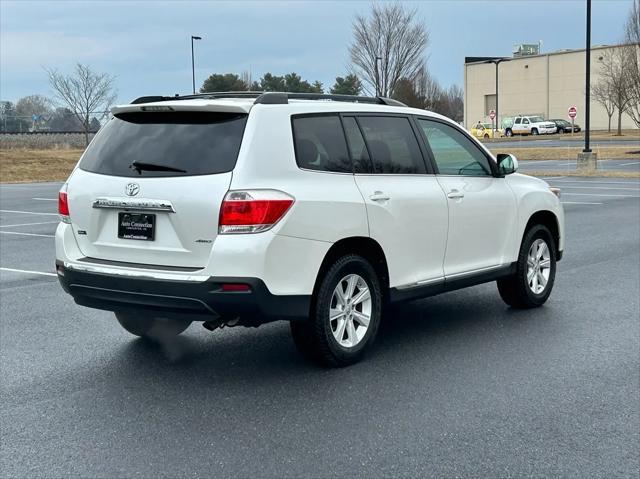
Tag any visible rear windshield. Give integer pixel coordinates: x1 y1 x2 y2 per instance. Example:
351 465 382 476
79 111 247 177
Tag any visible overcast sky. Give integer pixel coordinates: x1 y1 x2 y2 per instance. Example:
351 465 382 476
0 0 633 104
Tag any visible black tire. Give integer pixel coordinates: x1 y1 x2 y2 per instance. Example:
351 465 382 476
483 133 489 139
290 254 382 367
497 224 557 309
531 128 539 135
505 128 513 137
115 312 191 338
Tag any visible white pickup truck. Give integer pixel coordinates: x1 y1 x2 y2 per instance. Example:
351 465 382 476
504 116 557 137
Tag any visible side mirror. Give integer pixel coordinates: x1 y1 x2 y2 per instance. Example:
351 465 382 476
497 153 518 175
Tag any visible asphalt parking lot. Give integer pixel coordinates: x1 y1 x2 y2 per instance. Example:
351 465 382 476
1 178 639 478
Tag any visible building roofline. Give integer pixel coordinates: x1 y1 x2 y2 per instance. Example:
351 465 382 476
464 43 634 65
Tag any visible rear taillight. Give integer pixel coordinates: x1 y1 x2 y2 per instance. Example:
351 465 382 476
58 187 70 223
219 190 294 234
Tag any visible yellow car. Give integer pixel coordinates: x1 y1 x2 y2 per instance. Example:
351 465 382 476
470 123 500 139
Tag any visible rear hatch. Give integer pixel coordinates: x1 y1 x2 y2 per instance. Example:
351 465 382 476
66 108 248 269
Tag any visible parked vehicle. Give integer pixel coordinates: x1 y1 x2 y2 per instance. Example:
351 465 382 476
470 122 501 139
55 92 565 366
551 119 581 133
503 115 557 137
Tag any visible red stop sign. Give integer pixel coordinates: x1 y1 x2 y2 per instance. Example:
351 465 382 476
568 106 577 119
489 110 496 120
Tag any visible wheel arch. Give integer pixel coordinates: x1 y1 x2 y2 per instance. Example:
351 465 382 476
312 236 390 303
525 210 560 255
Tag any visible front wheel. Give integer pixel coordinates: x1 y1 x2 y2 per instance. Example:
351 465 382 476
505 129 513 137
497 225 557 309
531 128 539 135
290 254 382 367
115 312 191 338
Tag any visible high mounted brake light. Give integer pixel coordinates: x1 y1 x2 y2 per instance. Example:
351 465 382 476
219 190 294 234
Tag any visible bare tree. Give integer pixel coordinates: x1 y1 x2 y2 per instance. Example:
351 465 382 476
413 64 442 110
592 80 616 132
47 63 116 145
597 48 632 135
349 3 429 97
623 1 640 127
625 0 640 44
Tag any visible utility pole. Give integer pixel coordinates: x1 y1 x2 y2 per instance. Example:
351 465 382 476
191 35 202 94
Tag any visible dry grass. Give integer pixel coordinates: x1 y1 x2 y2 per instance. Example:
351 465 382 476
488 146 640 161
0 149 83 183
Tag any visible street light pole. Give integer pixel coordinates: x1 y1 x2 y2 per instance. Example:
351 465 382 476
191 35 202 94
486 58 509 133
584 0 591 153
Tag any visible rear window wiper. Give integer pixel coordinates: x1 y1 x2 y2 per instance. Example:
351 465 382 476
130 161 186 174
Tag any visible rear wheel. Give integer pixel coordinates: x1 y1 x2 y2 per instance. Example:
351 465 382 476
505 128 513 137
497 224 556 308
483 133 490 139
290 254 382 367
115 312 191 338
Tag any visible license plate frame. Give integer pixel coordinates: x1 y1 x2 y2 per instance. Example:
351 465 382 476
118 212 155 241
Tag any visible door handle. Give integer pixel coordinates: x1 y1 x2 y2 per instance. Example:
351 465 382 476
447 189 465 199
370 191 391 202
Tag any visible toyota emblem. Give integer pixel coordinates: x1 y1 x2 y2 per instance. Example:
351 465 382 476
125 183 140 197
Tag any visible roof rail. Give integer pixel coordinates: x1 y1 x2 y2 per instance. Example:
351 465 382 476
130 91 407 107
254 92 406 106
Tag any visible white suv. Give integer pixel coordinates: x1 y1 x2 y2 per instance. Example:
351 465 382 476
55 92 565 366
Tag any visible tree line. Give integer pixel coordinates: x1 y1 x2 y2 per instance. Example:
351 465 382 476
1 64 115 146
592 0 640 133
0 96 102 134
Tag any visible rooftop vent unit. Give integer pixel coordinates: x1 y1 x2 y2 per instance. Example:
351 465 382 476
512 43 540 57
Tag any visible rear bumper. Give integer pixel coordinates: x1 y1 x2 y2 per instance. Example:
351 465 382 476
55 261 310 324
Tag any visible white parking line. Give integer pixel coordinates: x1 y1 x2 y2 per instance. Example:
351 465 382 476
561 201 603 205
612 161 640 167
0 209 58 216
32 198 57 201
562 192 638 197
0 231 55 238
555 186 640 190
0 267 56 277
548 179 640 185
0 221 58 228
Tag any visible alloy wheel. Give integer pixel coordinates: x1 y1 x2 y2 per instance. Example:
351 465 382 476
527 239 551 294
330 274 372 348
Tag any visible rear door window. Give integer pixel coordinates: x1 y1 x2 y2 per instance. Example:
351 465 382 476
292 115 352 173
79 111 247 177
356 116 426 174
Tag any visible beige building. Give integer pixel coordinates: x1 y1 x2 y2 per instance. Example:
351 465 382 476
464 44 639 131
